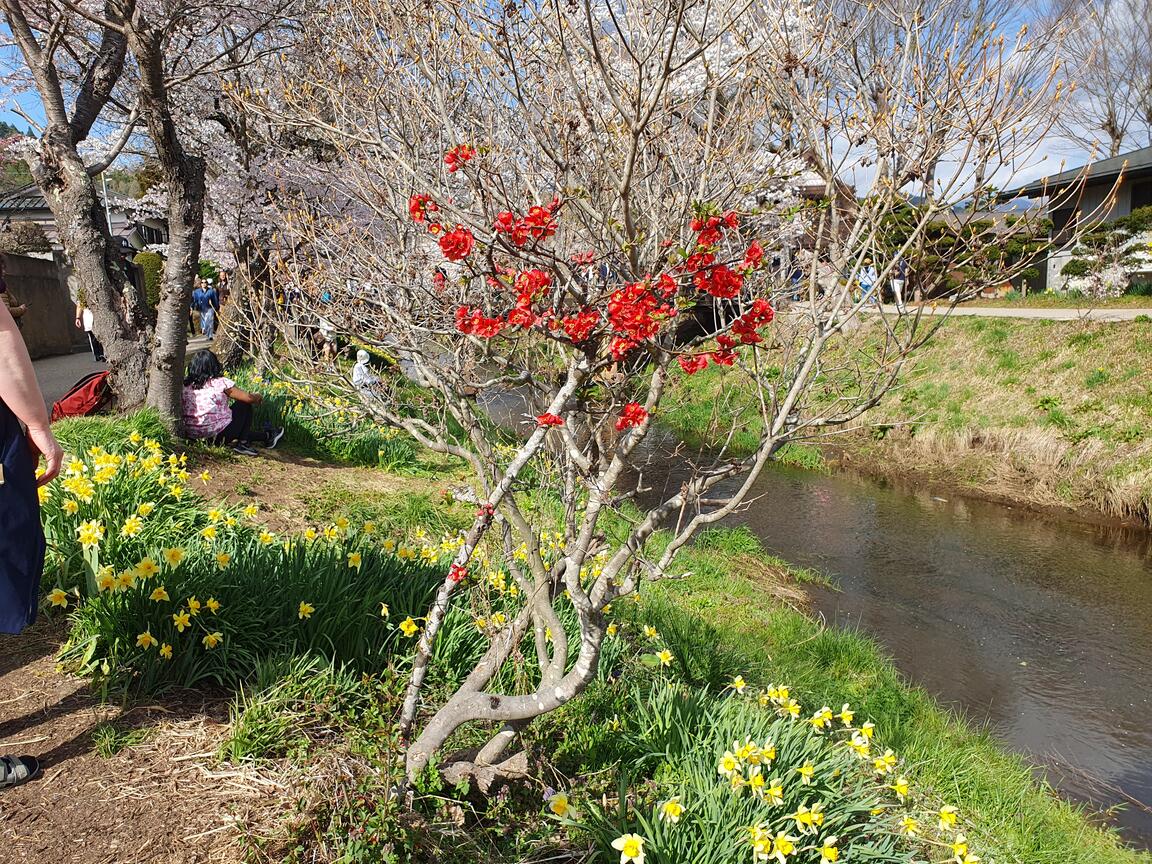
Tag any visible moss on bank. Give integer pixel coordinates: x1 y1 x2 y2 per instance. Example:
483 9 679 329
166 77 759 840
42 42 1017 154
663 316 1152 523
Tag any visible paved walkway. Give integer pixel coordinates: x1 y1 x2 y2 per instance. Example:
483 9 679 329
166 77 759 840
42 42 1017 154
879 304 1152 322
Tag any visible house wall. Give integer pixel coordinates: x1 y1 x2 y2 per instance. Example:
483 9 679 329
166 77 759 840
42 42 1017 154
1047 179 1135 291
5 253 78 359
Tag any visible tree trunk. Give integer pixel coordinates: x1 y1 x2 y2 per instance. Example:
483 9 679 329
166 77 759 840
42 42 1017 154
33 125 150 407
214 240 268 369
129 19 206 427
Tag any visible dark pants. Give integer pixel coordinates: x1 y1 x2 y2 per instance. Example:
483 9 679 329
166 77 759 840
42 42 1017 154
86 331 105 362
212 402 267 446
0 400 44 635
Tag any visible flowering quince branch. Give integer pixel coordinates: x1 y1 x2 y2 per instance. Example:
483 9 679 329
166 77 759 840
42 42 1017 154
238 0 1093 782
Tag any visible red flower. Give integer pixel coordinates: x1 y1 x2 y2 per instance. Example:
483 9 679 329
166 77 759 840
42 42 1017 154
570 250 596 265
743 240 764 269
408 193 437 222
723 210 740 229
439 225 474 261
678 354 709 375
507 301 537 329
493 210 517 233
710 348 737 366
432 271 446 291
448 563 469 583
694 265 744 299
562 308 600 343
444 144 475 173
615 402 648 431
607 281 675 346
455 306 504 338
729 297 774 344
536 413 564 427
515 268 552 299
656 273 678 298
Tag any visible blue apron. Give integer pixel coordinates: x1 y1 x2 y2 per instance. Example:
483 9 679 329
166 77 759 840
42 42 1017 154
0 398 43 634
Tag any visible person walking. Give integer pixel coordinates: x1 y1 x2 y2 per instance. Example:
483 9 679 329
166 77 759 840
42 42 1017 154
200 280 220 340
0 298 64 789
74 300 105 362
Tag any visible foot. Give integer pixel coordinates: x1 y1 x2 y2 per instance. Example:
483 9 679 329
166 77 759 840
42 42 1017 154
265 427 285 450
232 443 259 457
0 755 40 789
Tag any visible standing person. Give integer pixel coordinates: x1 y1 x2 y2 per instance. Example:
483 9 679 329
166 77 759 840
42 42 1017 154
199 280 220 340
190 278 206 336
890 258 907 310
0 299 64 789
859 259 878 304
181 349 283 456
74 299 105 362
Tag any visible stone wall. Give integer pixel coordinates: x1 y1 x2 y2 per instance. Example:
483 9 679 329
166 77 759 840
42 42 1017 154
5 253 77 359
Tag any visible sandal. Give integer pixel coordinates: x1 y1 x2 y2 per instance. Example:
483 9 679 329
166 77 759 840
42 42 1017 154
0 754 40 789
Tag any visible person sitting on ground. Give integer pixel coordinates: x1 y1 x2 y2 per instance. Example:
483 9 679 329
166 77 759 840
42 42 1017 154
351 349 380 395
181 349 284 456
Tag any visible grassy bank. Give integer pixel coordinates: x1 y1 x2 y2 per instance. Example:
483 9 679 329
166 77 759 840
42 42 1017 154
664 315 1152 523
38 412 1149 863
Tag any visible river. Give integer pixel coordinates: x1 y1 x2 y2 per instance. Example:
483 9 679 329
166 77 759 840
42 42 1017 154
651 461 1152 847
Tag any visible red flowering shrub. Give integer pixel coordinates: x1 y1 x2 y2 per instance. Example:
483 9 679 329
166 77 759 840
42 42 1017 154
536 413 564 426
456 306 504 338
408 193 438 222
562 309 600 344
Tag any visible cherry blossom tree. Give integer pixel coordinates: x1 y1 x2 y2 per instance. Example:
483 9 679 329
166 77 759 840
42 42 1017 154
243 0 1085 782
0 0 297 417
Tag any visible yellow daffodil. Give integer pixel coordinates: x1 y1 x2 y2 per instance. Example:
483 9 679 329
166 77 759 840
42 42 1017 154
730 675 748 694
206 597 221 614
606 622 618 636
199 470 211 484
717 751 740 778
361 521 376 535
129 432 143 445
901 815 919 836
63 499 79 515
656 648 673 667
243 504 259 519
860 721 875 739
96 568 117 592
938 805 959 831
790 801 825 833
47 588 69 608
797 762 815 785
872 749 897 775
890 776 910 800
77 520 105 549
764 779 784 806
348 551 362 570
642 624 659 640
137 502 156 517
334 516 349 530
201 525 218 540
819 837 840 863
838 703 854 726
382 538 396 553
162 547 185 568
658 796 684 824
951 835 969 860
121 515 144 538
172 611 191 632
606 715 622 732
208 508 223 522
259 531 275 545
202 631 223 649
298 601 315 620
136 631 158 649
304 527 318 541
150 586 170 602
379 602 390 618
323 525 340 542
610 833 645 864
548 791 576 819
771 831 796 862
215 552 231 569
159 643 173 660
399 616 419 637
186 597 202 616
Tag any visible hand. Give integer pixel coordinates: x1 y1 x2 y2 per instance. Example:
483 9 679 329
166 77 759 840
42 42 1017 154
26 425 64 486
74 317 83 329
252 392 264 405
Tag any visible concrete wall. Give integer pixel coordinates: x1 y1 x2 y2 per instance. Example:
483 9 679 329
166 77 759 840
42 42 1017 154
5 253 77 359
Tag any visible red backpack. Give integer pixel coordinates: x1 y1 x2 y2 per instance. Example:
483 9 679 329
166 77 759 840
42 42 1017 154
51 371 112 422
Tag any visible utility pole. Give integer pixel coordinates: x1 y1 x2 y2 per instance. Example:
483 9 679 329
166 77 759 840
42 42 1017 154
101 171 113 236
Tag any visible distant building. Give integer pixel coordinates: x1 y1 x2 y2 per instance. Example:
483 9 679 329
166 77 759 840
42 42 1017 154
1001 145 1152 291
0 183 168 252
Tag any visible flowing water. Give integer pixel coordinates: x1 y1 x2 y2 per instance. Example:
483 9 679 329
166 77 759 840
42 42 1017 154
647 461 1152 847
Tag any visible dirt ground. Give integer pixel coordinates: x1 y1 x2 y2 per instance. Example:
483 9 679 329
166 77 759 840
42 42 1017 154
0 620 261 863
